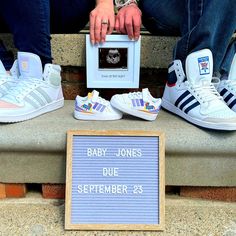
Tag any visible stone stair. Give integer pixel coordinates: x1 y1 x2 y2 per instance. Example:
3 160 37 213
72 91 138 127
0 100 235 187
0 32 235 236
1 33 178 68
0 33 235 190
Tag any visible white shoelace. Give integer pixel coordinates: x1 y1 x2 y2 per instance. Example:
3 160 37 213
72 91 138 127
189 82 223 104
128 92 142 99
0 78 8 85
6 78 41 100
0 74 15 85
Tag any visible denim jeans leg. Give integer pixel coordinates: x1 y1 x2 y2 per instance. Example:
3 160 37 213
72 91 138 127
175 0 236 73
0 40 14 70
50 0 95 33
220 38 236 75
0 13 17 69
0 0 52 66
140 0 236 73
140 0 183 37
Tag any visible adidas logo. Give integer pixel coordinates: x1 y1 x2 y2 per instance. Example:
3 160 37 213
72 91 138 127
219 88 236 109
174 90 200 114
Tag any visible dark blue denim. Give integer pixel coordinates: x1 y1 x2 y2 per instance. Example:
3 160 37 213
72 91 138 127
0 0 95 69
140 0 236 74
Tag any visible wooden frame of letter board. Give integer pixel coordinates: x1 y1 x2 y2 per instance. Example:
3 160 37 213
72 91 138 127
65 130 165 231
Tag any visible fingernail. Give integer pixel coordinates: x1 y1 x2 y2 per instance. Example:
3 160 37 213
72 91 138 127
91 40 95 45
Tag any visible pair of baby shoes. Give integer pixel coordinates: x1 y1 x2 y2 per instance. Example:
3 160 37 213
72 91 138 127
74 88 162 121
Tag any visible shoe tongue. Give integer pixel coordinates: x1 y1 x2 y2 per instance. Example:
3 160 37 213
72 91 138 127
186 49 213 85
0 60 7 75
88 90 99 102
18 52 43 79
228 53 236 81
142 88 151 102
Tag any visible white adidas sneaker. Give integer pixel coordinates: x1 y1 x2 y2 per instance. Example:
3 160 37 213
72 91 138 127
74 90 122 120
161 49 236 130
0 60 19 97
0 52 64 123
110 88 162 121
217 53 236 112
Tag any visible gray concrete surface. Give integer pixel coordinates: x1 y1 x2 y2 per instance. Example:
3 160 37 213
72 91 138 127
0 101 236 186
0 193 235 236
1 33 178 68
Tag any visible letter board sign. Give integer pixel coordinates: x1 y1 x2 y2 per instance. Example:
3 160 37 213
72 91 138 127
65 130 165 231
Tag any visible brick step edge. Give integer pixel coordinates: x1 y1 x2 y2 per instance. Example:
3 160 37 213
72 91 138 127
0 184 235 202
0 183 27 198
180 187 236 202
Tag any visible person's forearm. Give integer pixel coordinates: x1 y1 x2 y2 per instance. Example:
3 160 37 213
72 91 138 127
96 0 113 4
90 0 115 44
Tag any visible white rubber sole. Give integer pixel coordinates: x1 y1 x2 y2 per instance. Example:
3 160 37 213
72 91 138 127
162 98 236 130
0 99 64 123
110 97 157 121
74 111 122 121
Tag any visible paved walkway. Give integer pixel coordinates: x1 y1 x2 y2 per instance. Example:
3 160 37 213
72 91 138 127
0 193 235 236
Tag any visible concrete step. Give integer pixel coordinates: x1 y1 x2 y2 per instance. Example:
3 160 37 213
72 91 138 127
0 193 235 236
0 100 235 186
1 33 178 68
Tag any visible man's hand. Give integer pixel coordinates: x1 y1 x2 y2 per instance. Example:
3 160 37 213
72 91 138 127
90 1 115 44
115 4 142 40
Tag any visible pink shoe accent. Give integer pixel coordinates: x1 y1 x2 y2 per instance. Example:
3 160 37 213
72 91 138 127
0 101 20 108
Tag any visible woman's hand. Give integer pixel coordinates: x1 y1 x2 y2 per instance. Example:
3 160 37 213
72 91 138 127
115 4 142 40
90 0 115 44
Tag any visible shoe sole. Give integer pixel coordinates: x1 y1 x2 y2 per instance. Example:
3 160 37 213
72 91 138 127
162 98 236 130
0 99 64 123
74 110 122 121
110 97 157 121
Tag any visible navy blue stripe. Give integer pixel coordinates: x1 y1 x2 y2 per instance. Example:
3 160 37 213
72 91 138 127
220 88 227 96
175 91 190 107
184 101 200 114
168 70 177 84
224 93 233 103
179 96 195 110
229 99 236 109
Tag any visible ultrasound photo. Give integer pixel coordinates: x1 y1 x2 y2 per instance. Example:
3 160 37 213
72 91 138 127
98 48 128 70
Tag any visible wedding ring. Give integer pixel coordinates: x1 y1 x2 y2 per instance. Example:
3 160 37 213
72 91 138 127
101 20 108 25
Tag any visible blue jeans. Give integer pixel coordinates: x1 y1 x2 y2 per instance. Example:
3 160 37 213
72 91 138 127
0 0 95 69
140 0 236 74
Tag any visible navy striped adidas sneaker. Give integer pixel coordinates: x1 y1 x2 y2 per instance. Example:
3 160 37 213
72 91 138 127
161 49 236 130
217 53 236 112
